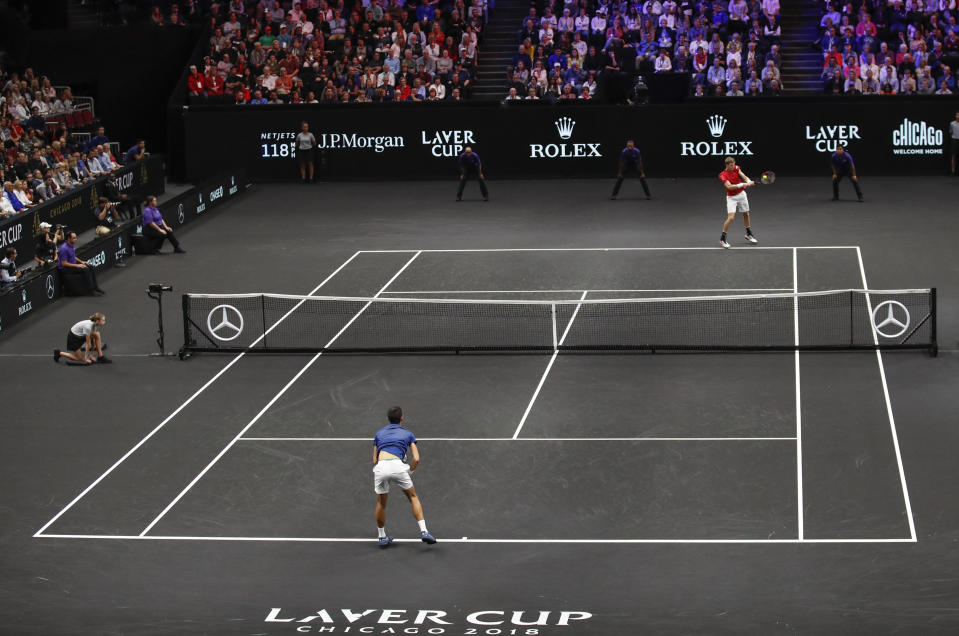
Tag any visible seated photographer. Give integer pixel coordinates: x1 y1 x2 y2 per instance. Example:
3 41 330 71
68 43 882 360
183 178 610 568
1 248 24 288
58 231 105 296
101 177 138 220
142 196 186 254
34 222 62 266
54 312 111 364
94 196 120 236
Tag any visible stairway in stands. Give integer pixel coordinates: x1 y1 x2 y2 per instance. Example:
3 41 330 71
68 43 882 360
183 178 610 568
779 0 826 93
472 3 530 100
68 1 100 28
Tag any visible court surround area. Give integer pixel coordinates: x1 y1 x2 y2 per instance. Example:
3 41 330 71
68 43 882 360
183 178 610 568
2 177 957 635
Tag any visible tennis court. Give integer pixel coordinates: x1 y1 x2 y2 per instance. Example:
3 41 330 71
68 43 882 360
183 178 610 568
35 246 921 543
4 177 958 635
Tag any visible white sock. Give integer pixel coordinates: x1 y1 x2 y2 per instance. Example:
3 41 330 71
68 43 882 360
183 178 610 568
377 527 386 538
418 519 428 533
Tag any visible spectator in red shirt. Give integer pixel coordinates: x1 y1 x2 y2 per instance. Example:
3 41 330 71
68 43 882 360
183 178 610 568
204 67 224 96
187 65 206 97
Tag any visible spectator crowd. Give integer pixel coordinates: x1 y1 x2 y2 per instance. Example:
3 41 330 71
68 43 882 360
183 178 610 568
817 0 959 95
187 0 488 104
1 66 147 219
505 0 785 99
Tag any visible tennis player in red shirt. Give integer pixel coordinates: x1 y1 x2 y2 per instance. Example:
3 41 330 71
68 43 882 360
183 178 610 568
718 156 758 248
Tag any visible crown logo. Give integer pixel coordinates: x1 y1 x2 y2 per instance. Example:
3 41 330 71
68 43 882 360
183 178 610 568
555 117 575 140
706 114 727 138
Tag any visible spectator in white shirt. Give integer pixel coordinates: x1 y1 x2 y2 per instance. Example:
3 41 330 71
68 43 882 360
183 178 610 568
654 49 673 72
591 13 607 34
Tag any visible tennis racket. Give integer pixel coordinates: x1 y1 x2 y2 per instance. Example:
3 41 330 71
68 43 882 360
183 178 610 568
759 171 776 185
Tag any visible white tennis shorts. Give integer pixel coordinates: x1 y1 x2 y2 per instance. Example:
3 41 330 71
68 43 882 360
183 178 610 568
726 191 750 214
373 460 413 494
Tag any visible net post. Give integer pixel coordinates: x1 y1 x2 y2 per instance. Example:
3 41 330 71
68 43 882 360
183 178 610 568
929 287 937 357
180 294 191 355
551 303 558 350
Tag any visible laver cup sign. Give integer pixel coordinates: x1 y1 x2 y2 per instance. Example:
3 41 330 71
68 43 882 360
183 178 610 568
262 607 593 633
804 124 861 153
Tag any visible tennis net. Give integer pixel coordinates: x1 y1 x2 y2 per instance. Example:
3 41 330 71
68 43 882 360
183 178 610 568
180 289 937 356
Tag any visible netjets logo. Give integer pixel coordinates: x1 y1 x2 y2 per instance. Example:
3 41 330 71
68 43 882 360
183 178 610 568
207 305 244 341
681 114 753 156
530 116 602 159
196 190 207 214
805 123 861 153
892 118 943 155
871 300 910 339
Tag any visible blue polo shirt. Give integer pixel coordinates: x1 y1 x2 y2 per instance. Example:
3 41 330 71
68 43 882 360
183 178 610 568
830 150 854 172
374 423 417 460
621 147 642 166
458 151 482 170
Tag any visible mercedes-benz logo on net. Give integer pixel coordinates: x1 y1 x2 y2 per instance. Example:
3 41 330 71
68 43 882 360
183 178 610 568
206 304 244 341
871 300 911 339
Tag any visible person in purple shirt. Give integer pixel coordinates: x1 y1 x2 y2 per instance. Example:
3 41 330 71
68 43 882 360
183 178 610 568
141 196 186 253
610 140 651 200
58 231 105 295
372 406 436 548
830 145 863 202
455 146 489 202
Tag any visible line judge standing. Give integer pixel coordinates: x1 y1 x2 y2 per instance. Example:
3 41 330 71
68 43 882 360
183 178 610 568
610 139 651 200
830 145 863 202
296 121 317 183
455 146 489 202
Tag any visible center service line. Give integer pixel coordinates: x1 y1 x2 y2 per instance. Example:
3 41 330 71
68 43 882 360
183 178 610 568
138 252 422 537
34 250 364 538
512 291 589 440
793 247 804 541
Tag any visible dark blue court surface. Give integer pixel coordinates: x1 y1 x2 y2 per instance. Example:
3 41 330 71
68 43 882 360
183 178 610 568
2 177 958 635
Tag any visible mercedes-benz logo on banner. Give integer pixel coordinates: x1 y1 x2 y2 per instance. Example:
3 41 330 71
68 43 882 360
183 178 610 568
178 203 185 224
206 304 244 341
45 274 55 299
871 300 910 339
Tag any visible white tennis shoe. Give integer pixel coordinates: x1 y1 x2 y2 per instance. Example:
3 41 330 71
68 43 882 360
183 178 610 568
744 234 758 244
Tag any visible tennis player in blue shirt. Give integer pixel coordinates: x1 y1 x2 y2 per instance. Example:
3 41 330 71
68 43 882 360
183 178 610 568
373 406 436 548
610 140 651 200
830 145 863 202
455 146 489 202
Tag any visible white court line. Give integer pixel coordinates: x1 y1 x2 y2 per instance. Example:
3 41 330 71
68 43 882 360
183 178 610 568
33 534 916 544
380 288 795 294
356 247 861 253
511 291 589 439
137 252 422 537
33 251 364 538
793 248 804 541
238 437 798 442
856 247 917 542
